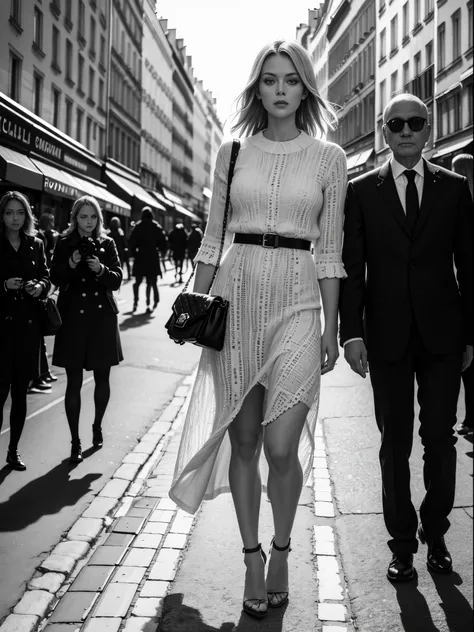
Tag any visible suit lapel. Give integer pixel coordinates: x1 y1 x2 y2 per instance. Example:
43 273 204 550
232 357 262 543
414 160 442 238
377 161 412 239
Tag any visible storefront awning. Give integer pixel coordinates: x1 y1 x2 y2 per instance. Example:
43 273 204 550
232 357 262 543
174 203 201 222
152 190 174 209
31 158 80 199
162 186 184 206
346 148 374 173
71 174 131 217
431 139 471 159
0 146 43 190
106 172 159 209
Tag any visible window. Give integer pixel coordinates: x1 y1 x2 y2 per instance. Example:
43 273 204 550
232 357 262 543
380 28 386 59
86 116 92 149
78 0 85 36
425 0 434 16
403 3 409 37
52 25 60 67
452 10 461 60
438 91 462 137
391 71 398 96
414 52 421 75
98 78 104 108
33 72 42 115
66 39 73 80
414 0 421 24
33 6 43 49
78 53 84 91
426 40 433 66
9 51 22 101
65 0 72 20
65 98 73 136
390 16 399 54
403 60 410 87
52 87 61 127
76 108 83 143
10 0 21 25
379 79 386 113
438 22 446 69
90 16 96 55
89 67 95 101
99 34 106 66
469 2 473 49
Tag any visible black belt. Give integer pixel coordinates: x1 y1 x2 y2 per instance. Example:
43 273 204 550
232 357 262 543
233 233 312 251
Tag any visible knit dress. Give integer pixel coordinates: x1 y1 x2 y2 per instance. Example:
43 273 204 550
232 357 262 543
169 131 347 514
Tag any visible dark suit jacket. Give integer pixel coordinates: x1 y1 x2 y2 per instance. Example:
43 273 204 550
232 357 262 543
339 158 473 362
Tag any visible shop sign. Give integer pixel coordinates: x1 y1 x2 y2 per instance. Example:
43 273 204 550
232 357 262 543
0 105 33 149
34 134 63 161
44 176 78 199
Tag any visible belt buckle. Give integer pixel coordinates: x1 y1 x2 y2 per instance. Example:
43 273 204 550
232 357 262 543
262 233 279 249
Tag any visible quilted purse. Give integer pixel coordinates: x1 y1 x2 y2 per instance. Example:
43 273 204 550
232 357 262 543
40 293 62 336
165 139 240 351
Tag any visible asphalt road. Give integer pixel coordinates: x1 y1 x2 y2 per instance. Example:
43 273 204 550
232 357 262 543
0 266 200 621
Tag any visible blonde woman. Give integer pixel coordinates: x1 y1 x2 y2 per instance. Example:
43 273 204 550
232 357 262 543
169 40 347 618
50 195 123 463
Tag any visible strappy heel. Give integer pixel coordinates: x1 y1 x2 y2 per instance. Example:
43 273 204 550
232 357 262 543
242 543 268 619
266 537 291 608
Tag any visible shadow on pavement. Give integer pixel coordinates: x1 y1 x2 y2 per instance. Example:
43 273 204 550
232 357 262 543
0 458 101 532
393 570 474 631
157 593 287 632
119 311 156 331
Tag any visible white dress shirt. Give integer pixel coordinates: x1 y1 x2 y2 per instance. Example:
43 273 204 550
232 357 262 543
343 157 425 348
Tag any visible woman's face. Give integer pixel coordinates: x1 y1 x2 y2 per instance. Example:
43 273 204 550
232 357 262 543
258 53 306 122
2 199 26 233
76 203 98 236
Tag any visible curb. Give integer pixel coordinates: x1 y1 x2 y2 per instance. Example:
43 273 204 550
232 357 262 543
0 372 197 632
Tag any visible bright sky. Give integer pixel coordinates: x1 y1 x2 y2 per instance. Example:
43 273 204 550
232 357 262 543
155 0 315 135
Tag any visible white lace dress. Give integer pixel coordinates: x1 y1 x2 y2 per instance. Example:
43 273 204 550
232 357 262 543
169 131 347 514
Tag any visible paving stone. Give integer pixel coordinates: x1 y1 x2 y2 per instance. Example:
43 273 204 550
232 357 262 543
157 498 176 511
99 479 130 499
69 566 114 592
113 497 134 518
314 448 326 457
318 603 347 622
82 498 118 519
158 404 181 423
314 525 335 541
28 572 64 593
88 546 127 566
52 541 90 561
142 522 168 535
314 540 336 556
314 478 331 492
132 597 164 618
124 482 142 497
39 554 76 576
133 534 163 548
43 625 81 632
122 453 148 465
142 486 168 497
322 627 348 632
93 583 136 617
163 533 187 549
83 618 121 632
13 590 55 617
122 548 155 567
149 509 174 523
132 498 159 510
67 518 103 543
319 579 344 601
315 490 333 502
114 463 141 481
131 441 157 456
139 580 170 598
112 516 146 534
148 549 181 581
314 457 328 469
314 469 330 479
122 617 159 632
125 507 151 519
103 533 134 547
0 615 40 632
314 501 335 517
48 592 98 623
110 566 146 584
170 514 194 535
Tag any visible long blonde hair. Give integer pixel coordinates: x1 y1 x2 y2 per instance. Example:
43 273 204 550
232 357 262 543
63 195 107 238
232 40 338 138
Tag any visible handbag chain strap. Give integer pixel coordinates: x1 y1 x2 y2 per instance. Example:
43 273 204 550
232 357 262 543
182 138 241 293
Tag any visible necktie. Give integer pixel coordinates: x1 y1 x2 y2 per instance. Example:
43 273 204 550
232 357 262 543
404 170 419 233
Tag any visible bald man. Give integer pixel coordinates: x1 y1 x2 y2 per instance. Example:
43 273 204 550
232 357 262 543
339 94 473 582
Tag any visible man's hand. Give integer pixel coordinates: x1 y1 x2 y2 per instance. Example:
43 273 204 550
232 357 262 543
462 345 473 372
321 331 339 375
344 339 369 378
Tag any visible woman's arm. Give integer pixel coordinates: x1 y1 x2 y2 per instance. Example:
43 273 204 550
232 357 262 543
50 238 77 288
96 238 123 291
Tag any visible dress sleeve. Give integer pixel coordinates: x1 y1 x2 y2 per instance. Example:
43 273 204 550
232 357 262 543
194 141 233 266
314 144 348 279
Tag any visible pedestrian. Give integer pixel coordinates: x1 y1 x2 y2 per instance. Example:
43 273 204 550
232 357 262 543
451 153 473 437
108 216 131 281
169 39 346 619
0 191 51 470
186 222 203 269
339 94 473 583
50 195 123 464
168 222 188 283
128 206 167 312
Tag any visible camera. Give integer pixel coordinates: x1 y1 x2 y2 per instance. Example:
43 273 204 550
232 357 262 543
78 236 97 259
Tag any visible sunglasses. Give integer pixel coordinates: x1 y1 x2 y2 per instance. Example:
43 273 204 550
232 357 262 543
385 117 427 133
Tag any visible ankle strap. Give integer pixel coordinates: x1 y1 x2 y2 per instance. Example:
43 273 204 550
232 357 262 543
271 537 291 552
242 543 262 554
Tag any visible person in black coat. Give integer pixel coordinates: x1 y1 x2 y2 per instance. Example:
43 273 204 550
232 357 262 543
50 195 123 463
339 94 473 582
128 206 167 312
108 216 131 281
186 223 203 270
168 223 188 283
0 191 51 470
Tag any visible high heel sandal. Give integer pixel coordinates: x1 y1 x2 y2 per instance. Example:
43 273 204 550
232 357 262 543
242 543 268 619
267 537 291 608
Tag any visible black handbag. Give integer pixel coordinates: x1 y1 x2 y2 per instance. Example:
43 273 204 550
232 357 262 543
41 294 62 336
165 139 240 351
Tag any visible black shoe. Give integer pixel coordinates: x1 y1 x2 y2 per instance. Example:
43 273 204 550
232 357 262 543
267 537 291 608
242 544 268 619
92 424 103 449
456 420 473 435
6 450 26 471
132 302 138 312
70 441 83 464
418 526 453 574
44 373 58 382
387 553 415 582
28 381 52 393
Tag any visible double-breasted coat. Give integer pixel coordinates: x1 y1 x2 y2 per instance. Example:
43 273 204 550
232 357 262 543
128 219 167 278
50 231 123 370
0 234 51 382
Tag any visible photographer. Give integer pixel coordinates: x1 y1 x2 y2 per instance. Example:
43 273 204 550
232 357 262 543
0 191 50 471
50 195 123 463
